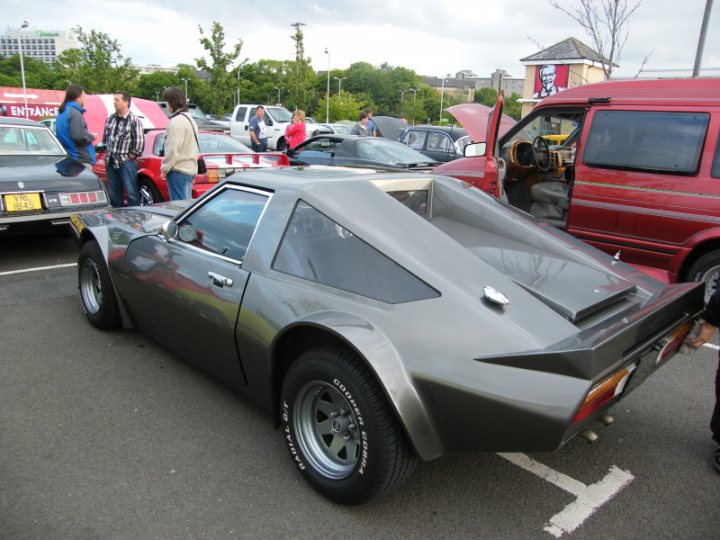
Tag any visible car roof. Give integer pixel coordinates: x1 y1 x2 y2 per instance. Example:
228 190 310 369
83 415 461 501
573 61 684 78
539 77 720 107
405 125 469 141
0 116 44 127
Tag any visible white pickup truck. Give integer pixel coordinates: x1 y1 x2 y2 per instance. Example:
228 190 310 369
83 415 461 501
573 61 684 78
230 104 318 150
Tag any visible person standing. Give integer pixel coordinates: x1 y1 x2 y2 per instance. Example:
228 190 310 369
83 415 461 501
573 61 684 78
55 84 97 167
365 108 378 137
160 87 199 200
690 288 720 474
284 109 307 149
351 111 371 137
102 91 144 207
249 106 268 152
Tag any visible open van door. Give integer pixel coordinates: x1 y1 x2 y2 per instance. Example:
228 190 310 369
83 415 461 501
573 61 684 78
434 93 515 197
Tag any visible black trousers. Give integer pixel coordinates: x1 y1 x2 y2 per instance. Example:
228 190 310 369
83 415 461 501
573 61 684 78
713 356 720 445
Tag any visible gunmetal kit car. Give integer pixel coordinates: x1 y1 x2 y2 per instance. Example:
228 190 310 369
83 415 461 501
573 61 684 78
71 167 703 504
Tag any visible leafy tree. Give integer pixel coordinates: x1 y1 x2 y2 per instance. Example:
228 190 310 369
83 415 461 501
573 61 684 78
286 25 315 111
55 26 139 93
0 55 62 89
316 91 364 122
504 93 522 120
195 22 244 115
549 0 641 78
136 71 180 101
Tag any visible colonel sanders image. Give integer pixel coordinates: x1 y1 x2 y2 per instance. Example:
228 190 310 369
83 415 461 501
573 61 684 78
533 64 568 98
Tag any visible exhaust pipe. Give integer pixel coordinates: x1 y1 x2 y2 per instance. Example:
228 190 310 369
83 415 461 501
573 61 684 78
578 429 599 443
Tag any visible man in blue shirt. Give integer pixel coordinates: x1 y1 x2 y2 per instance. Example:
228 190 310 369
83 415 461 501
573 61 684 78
249 106 268 152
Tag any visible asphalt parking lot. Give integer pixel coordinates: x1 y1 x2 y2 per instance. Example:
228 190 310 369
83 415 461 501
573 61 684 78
2 233 720 539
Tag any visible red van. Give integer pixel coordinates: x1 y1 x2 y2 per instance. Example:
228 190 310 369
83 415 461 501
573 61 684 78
436 78 720 299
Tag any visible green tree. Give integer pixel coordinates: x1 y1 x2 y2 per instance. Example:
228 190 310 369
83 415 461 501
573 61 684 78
136 71 180 101
316 91 364 122
0 55 62 89
504 93 522 120
286 25 315 111
195 22 244 115
55 26 139 93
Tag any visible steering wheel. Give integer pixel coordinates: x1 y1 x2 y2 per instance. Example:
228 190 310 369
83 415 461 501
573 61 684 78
532 136 551 172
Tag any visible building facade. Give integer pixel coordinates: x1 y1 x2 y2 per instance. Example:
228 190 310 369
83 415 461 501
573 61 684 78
0 28 79 65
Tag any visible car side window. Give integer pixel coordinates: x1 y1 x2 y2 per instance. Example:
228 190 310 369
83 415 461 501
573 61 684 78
272 200 439 303
235 107 247 122
582 111 709 175
153 135 165 156
427 132 451 152
178 186 269 262
402 131 427 150
297 138 338 153
712 130 720 179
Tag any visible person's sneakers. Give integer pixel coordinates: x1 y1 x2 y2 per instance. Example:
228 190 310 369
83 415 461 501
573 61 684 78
714 448 720 474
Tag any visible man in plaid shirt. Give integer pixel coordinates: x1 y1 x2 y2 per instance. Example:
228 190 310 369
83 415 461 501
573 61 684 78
102 91 145 207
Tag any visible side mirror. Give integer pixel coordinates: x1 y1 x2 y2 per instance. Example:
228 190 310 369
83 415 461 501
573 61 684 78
158 147 165 157
464 142 486 157
161 220 178 240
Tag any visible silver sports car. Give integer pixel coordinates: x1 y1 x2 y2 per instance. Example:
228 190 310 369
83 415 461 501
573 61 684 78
71 167 704 504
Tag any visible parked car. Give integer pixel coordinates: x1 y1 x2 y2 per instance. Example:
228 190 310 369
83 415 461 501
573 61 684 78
71 167 703 504
316 123 353 135
92 129 289 205
229 104 320 150
436 78 720 300
0 117 109 234
399 125 472 163
39 118 56 133
287 134 438 171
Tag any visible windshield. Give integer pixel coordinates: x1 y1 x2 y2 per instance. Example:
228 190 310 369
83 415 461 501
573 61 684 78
0 126 66 156
266 107 293 123
356 138 435 165
155 132 253 155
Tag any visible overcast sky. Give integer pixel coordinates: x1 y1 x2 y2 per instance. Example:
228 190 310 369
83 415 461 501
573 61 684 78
4 0 719 79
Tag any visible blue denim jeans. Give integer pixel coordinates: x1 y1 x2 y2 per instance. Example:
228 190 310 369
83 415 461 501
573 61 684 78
106 160 139 207
166 170 194 200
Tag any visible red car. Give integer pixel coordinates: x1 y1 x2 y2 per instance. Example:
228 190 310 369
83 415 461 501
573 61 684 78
436 78 720 298
93 129 289 205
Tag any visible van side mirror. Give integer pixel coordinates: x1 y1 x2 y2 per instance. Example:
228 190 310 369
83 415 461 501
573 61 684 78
464 142 486 157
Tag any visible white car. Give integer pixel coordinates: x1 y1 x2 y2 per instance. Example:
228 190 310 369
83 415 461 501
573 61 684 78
230 104 318 150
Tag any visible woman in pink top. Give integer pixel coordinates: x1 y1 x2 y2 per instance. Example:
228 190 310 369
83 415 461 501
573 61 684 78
285 109 307 149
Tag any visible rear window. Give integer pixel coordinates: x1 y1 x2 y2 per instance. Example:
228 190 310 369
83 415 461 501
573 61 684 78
272 201 439 303
582 111 709 175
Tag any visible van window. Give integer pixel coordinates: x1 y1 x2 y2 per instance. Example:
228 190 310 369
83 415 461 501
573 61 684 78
712 131 720 179
234 107 247 122
583 111 709 175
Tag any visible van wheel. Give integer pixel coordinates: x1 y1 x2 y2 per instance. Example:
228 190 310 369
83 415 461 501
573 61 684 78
276 138 287 151
687 251 720 302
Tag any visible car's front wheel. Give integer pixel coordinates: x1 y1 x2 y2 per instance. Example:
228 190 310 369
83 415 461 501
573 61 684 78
275 138 287 152
78 241 121 329
281 346 416 505
138 177 162 206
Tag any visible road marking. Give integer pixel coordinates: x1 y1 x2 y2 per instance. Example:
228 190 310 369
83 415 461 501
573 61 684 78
703 343 720 351
0 263 77 277
498 452 634 538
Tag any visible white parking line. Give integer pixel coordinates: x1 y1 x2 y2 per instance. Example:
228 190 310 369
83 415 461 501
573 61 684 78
0 263 77 277
703 343 720 351
498 452 634 537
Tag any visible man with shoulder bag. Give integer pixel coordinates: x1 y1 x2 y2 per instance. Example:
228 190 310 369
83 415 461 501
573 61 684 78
161 86 200 201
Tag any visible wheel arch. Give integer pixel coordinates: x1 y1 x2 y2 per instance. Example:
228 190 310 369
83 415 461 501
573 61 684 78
678 233 720 282
270 315 443 461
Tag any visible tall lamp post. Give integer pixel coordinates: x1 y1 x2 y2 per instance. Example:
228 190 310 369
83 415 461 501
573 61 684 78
274 86 283 104
181 78 189 101
324 48 330 122
155 91 160 102
333 76 346 94
408 88 419 125
18 21 29 119
398 89 407 117
439 74 450 124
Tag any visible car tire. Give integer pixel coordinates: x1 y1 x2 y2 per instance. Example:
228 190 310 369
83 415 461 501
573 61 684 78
138 177 162 206
281 345 416 505
687 250 720 302
78 241 121 330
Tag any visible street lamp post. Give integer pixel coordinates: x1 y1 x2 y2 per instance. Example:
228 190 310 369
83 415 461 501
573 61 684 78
155 91 160 101
18 21 29 119
408 88 419 125
439 74 451 124
333 76 346 94
324 48 330 122
274 86 282 104
398 89 407 117
181 78 189 101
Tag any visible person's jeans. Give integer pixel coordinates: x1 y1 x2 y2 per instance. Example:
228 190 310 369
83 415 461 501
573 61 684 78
166 170 194 200
106 160 139 207
251 140 268 152
712 354 720 445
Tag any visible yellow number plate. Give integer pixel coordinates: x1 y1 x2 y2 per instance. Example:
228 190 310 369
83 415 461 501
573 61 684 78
4 193 42 212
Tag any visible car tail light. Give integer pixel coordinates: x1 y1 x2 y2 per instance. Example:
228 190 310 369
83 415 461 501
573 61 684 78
59 191 107 206
572 366 635 423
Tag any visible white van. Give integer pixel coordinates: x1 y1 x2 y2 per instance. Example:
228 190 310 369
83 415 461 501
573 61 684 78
230 104 320 150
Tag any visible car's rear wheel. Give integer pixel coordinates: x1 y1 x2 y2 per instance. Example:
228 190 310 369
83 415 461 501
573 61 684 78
138 177 162 206
281 346 416 505
78 241 121 329
687 250 720 302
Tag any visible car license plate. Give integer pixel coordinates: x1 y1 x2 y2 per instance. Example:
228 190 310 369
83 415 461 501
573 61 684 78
4 193 42 212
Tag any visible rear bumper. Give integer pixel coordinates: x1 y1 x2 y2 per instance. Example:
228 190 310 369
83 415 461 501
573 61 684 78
0 204 110 232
